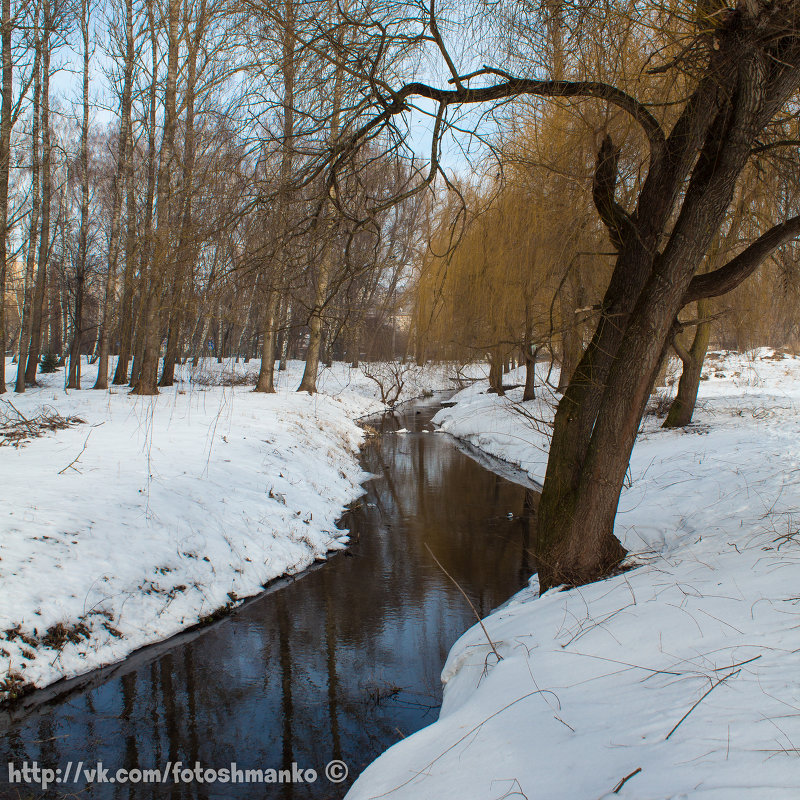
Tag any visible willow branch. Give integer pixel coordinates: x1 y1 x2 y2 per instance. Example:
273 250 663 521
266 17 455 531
391 78 666 160
683 214 800 303
592 134 636 250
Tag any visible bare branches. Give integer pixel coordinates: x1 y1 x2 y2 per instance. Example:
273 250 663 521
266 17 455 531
592 134 636 252
0 401 85 448
683 214 800 304
365 75 666 162
427 0 462 91
664 668 742 741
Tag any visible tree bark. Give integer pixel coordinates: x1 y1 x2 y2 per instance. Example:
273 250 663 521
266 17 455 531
25 10 52 386
297 260 330 393
534 33 794 590
15 21 41 394
95 0 134 389
255 286 279 392
278 300 291 369
663 300 711 428
132 0 178 395
487 347 504 395
160 0 202 387
298 10 343 394
256 0 297 392
68 0 91 390
523 340 538 402
128 12 158 389
0 0 12 393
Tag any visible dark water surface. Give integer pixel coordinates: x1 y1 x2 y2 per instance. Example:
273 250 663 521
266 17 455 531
0 399 537 799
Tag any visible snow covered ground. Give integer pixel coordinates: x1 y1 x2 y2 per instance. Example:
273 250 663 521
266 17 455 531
348 349 800 800
0 357 470 703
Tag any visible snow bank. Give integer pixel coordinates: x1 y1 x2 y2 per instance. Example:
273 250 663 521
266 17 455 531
0 357 467 703
348 349 800 800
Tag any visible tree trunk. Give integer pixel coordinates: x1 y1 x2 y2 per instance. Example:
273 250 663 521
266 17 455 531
663 300 711 428
521 309 537 401
129 295 146 387
127 13 159 391
523 344 538 402
15 21 41 393
557 292 582 393
257 0 296 391
298 280 328 393
278 300 291 369
298 12 343 394
66 274 84 389
132 0 178 395
113 1 139 386
95 0 133 389
535 37 781 590
68 11 89 388
113 173 137 384
0 0 12 393
25 15 52 386
487 348 504 395
159 9 199 388
68 0 91 390
255 288 279 393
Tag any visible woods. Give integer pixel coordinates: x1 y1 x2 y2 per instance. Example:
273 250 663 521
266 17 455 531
0 0 422 401
2 0 800 591
4 3 800 796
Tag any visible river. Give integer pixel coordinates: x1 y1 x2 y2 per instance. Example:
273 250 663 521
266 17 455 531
0 397 538 799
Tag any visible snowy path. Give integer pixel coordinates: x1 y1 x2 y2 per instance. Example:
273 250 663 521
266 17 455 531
0 358 473 703
347 350 800 800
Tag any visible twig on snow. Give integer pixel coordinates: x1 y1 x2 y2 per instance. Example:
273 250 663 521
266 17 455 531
424 543 503 663
612 767 642 794
58 430 93 474
665 668 741 741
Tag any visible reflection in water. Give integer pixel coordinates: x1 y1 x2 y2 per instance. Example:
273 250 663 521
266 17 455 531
0 399 538 799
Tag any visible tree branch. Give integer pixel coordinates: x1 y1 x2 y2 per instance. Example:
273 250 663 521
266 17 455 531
752 138 800 154
592 134 636 250
683 214 800 303
385 77 666 161
428 0 462 91
670 333 692 366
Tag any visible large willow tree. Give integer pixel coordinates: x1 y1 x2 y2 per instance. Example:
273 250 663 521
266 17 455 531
305 0 800 589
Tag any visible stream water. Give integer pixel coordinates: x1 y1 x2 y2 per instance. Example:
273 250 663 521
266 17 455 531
0 398 538 799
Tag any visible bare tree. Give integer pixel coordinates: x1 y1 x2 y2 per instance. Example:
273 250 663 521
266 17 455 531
93 0 135 389
14 4 42 394
131 0 179 395
67 0 91 389
0 0 14 393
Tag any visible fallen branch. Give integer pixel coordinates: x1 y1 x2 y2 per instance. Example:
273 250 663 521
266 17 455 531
665 669 741 741
58 431 93 475
612 767 642 794
0 403 85 448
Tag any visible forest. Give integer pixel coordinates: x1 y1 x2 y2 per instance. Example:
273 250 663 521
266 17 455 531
1 0 798 417
2 1 800 798
0 0 430 399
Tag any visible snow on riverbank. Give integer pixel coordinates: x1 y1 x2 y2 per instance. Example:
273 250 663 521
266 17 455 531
348 349 800 800
0 357 469 703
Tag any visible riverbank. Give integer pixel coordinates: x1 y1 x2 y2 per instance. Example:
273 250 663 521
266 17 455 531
0 358 470 704
347 349 800 799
